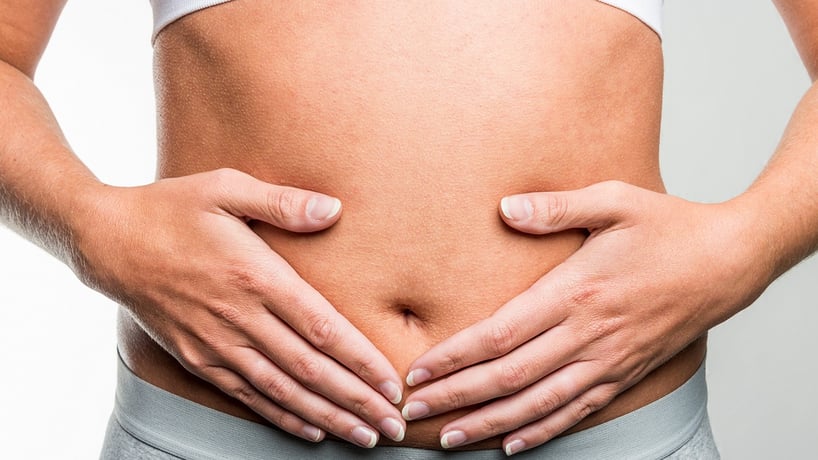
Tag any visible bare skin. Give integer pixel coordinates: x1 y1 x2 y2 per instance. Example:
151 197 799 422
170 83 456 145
2 0 818 455
136 0 706 449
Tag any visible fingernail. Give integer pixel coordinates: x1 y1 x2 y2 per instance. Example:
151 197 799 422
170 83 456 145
380 417 406 442
401 401 431 421
379 380 403 404
306 196 341 221
440 430 468 449
301 425 323 442
500 196 533 221
406 368 431 386
505 439 526 456
351 426 378 448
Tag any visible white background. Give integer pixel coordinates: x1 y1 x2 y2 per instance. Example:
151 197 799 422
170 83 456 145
0 1 816 458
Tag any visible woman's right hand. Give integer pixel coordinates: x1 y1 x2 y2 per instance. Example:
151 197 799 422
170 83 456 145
73 168 405 447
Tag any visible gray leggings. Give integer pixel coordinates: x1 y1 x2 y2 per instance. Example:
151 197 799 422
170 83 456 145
100 356 720 460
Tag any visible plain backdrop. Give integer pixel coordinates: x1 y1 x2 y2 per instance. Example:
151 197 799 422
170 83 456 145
1 1 816 459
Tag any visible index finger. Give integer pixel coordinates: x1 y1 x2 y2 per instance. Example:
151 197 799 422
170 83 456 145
405 270 573 388
261 257 404 404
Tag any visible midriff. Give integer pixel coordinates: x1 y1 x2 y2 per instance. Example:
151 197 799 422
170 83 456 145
119 0 707 450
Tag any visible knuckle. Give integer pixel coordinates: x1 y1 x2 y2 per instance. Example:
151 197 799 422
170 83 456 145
319 408 342 434
574 400 597 422
304 313 338 350
174 340 212 374
597 384 621 406
350 395 376 420
262 265 297 295
532 387 564 419
542 194 570 227
226 380 259 406
178 349 208 374
353 354 377 381
537 423 562 443
261 372 298 404
597 351 624 374
209 168 241 193
226 264 264 294
270 409 296 432
269 188 301 223
442 383 468 410
498 361 531 393
438 352 463 374
291 353 325 387
211 302 247 327
597 180 630 202
572 389 615 422
479 415 506 435
483 321 517 356
212 167 240 181
583 315 623 344
569 283 600 306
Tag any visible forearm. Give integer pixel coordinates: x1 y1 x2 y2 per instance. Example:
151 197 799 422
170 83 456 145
734 80 818 281
0 58 104 270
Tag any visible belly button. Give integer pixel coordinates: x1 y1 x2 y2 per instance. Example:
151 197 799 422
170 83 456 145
397 304 423 328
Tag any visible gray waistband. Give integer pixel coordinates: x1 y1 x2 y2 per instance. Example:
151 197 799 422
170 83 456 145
114 355 707 460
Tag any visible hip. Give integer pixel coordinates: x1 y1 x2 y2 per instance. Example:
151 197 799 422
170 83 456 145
102 352 716 459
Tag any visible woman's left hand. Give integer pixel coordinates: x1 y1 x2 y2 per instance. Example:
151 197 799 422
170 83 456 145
401 180 770 455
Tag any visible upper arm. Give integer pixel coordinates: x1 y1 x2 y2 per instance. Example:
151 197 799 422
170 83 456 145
774 0 818 81
0 0 68 78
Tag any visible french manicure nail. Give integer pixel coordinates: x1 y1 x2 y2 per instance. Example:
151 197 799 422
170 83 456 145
301 425 323 442
505 439 526 456
380 417 405 442
306 196 341 221
406 368 431 386
379 380 403 404
351 426 378 448
440 430 468 449
500 196 533 221
401 401 431 421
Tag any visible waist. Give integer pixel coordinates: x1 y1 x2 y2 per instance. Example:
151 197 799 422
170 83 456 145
113 351 709 459
122 0 686 447
118 170 706 448
150 0 666 359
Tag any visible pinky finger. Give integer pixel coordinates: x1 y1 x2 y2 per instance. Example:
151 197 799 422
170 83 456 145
208 366 326 443
502 384 617 456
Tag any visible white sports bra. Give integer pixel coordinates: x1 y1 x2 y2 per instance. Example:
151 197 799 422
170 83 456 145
150 0 663 41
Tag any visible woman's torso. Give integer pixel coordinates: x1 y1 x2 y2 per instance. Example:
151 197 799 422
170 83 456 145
120 0 706 449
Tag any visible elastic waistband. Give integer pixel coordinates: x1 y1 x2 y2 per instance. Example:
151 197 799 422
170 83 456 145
114 355 707 460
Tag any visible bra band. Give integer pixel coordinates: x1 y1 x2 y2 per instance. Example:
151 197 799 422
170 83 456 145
597 0 663 37
149 1 663 42
150 0 232 41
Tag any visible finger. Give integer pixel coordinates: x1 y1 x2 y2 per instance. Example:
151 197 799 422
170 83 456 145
499 180 637 234
203 365 326 443
402 324 578 420
502 383 619 456
244 312 405 441
226 347 386 448
406 271 572 387
207 168 342 232
262 267 404 406
434 362 600 450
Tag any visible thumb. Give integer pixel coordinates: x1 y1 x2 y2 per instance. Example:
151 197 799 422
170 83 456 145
210 169 342 233
499 181 631 234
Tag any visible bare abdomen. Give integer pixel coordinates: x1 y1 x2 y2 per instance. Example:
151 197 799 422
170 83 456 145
120 0 705 449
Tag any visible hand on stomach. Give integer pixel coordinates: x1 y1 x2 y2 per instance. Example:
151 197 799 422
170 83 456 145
117 0 706 451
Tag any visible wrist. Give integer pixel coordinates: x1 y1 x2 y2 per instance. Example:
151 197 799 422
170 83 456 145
730 177 818 282
719 193 783 294
62 179 124 284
